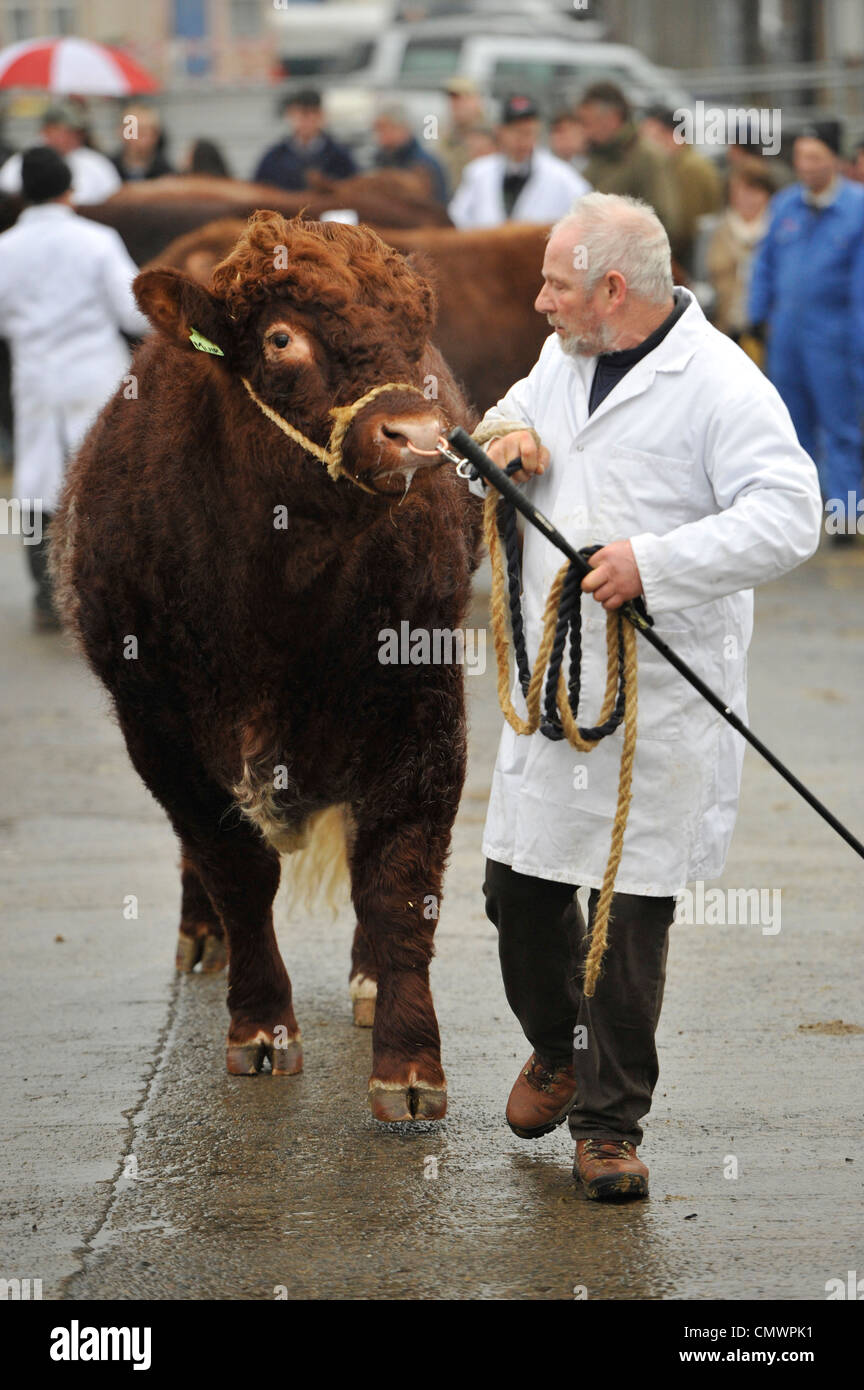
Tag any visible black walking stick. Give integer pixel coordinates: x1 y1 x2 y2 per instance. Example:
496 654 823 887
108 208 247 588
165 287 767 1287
442 424 864 864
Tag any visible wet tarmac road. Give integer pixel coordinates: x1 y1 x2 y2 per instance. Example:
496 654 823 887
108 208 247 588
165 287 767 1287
1 529 862 1301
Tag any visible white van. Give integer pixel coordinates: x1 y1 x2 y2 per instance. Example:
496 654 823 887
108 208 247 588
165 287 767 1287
321 15 690 143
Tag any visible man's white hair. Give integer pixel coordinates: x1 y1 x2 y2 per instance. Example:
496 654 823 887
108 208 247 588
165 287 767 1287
551 192 673 304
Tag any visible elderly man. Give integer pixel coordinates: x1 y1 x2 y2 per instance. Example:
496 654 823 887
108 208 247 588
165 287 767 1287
371 104 448 205
469 192 821 1200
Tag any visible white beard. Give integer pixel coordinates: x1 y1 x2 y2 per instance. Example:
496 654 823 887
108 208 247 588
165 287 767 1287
557 321 617 358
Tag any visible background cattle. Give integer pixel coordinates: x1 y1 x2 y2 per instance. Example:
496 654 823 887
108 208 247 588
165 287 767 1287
51 212 483 1124
78 170 452 265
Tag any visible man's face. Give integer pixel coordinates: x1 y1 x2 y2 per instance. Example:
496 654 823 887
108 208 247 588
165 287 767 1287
549 117 585 161
534 226 616 357
794 137 836 192
578 101 623 149
448 91 482 128
498 118 539 164
375 116 409 151
42 122 78 155
288 104 323 142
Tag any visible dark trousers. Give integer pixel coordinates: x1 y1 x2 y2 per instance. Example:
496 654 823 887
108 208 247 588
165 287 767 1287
25 510 55 618
483 858 675 1147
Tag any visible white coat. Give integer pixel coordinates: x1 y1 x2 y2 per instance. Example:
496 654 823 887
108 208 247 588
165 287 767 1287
0 203 149 511
449 147 590 229
0 146 121 205
472 291 822 896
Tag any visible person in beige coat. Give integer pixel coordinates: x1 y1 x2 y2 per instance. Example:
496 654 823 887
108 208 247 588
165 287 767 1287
706 161 774 343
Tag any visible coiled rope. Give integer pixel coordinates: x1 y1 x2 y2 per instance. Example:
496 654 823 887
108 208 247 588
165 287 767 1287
484 479 639 997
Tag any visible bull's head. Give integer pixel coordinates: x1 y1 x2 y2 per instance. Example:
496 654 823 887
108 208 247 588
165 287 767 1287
134 212 448 496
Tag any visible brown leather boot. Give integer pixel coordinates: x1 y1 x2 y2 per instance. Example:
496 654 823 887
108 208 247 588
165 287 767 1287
574 1138 649 1200
505 1053 577 1138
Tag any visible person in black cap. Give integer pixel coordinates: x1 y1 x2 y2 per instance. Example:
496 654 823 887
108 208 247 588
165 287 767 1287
449 95 589 229
0 147 148 628
748 119 864 543
253 89 356 191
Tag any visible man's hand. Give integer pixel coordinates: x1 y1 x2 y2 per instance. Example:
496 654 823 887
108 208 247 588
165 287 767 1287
582 540 643 611
485 431 550 485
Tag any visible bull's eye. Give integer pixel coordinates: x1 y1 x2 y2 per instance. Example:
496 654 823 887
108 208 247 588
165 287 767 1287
272 332 290 349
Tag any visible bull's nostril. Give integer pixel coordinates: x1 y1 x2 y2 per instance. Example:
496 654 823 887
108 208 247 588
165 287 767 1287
381 425 407 444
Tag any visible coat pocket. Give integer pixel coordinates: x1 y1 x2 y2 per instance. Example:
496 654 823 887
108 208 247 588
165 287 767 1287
602 446 695 530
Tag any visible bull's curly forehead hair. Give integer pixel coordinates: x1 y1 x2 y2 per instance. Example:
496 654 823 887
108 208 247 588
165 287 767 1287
210 209 437 335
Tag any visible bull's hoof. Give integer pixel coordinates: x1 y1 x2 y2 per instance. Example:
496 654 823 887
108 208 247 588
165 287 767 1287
226 1032 302 1076
353 998 376 1028
175 929 227 974
368 1079 447 1123
349 973 376 1028
199 934 228 973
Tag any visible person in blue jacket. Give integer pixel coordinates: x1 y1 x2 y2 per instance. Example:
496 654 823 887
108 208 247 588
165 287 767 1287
253 89 356 191
748 121 864 542
371 104 449 204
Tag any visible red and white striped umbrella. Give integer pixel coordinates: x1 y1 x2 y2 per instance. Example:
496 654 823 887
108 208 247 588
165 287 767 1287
0 37 159 95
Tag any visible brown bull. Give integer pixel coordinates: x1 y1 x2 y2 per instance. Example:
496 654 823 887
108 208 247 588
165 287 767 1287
148 216 551 411
51 212 483 1123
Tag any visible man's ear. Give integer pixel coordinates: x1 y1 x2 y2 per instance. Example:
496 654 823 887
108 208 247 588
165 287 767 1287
133 268 231 358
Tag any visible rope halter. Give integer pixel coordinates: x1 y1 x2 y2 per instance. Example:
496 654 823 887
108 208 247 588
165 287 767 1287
241 376 429 494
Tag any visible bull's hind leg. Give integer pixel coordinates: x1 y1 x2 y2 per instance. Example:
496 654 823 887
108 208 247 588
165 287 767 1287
350 816 451 1123
175 852 227 974
349 923 377 1028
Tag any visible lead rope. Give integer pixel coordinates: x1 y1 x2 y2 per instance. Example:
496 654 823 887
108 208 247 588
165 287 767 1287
484 484 639 997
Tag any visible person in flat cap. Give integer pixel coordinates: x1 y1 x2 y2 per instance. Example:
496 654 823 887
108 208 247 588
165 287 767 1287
253 88 356 191
0 101 120 205
371 102 448 204
748 118 864 543
439 76 487 192
449 94 589 229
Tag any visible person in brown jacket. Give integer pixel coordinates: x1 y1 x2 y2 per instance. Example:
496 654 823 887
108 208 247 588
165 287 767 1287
577 82 680 241
640 104 723 273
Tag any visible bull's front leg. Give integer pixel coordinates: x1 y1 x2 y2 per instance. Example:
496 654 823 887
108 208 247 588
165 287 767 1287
349 810 454 1123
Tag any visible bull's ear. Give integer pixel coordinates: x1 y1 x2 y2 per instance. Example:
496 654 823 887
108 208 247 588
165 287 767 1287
133 268 231 358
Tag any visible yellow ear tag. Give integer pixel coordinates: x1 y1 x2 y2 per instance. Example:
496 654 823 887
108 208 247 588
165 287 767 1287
189 327 224 356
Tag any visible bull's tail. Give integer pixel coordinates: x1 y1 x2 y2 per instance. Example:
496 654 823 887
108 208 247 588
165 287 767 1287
282 804 352 914
233 754 352 912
